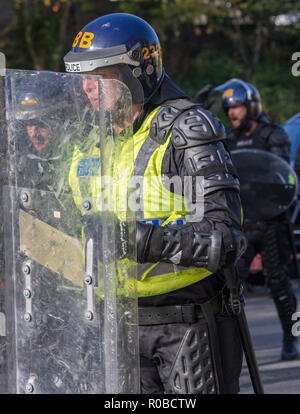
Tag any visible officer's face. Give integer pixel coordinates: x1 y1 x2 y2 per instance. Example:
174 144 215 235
26 124 50 152
228 105 247 129
82 68 120 111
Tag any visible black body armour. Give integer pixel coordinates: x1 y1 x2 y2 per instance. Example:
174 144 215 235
138 81 243 308
228 118 297 350
226 120 291 163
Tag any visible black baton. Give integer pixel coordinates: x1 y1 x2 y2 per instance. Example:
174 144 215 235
224 265 264 394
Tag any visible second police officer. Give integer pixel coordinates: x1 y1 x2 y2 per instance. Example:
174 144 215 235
63 14 247 394
13 71 73 193
219 78 298 361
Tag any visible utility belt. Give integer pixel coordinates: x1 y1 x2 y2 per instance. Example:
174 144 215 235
138 292 231 394
138 295 222 325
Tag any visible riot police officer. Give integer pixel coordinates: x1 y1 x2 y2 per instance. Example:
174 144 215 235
64 14 248 394
219 78 298 360
12 71 82 235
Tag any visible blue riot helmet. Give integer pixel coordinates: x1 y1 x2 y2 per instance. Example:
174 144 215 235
63 13 164 105
216 78 263 121
15 71 70 123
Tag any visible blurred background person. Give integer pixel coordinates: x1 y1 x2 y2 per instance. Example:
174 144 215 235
218 78 298 361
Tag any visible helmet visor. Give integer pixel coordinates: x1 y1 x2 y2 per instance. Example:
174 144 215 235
73 66 144 111
64 46 144 106
69 71 137 135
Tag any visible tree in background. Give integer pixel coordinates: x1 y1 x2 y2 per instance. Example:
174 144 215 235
119 0 300 124
2 0 71 70
0 0 299 123
0 0 120 71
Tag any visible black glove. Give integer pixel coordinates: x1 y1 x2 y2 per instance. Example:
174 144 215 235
220 228 248 269
193 84 214 109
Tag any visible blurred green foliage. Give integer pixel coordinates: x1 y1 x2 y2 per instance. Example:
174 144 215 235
0 0 299 124
172 51 300 125
119 0 300 124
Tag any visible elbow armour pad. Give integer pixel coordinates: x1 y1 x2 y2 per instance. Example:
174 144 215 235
136 222 223 273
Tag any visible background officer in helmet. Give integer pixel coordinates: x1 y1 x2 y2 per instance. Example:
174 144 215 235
64 13 247 394
13 71 79 235
218 78 298 361
14 71 73 192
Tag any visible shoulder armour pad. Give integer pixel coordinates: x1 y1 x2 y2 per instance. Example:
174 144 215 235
149 105 182 144
149 99 197 144
171 106 226 149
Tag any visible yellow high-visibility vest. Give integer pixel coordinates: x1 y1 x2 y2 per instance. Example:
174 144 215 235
69 107 212 297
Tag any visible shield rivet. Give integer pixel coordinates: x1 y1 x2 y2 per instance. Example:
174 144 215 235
21 192 29 203
84 275 92 285
82 200 92 211
24 313 32 322
25 383 34 393
23 289 31 298
22 264 31 275
85 311 93 321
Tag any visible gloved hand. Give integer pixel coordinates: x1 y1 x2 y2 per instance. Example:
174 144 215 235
220 228 248 269
193 84 214 109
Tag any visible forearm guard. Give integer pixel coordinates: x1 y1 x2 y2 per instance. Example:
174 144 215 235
137 222 223 273
136 222 247 273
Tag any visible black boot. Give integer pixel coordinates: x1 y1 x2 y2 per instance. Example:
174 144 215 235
281 333 298 361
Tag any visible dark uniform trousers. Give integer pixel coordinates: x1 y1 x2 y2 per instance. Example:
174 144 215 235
139 309 243 394
238 219 297 336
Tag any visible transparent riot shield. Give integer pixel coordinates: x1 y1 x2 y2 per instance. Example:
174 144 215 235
231 148 299 221
0 53 6 393
1 69 138 394
194 83 230 127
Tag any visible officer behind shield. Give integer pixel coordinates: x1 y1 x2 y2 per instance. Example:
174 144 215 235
13 71 73 194
219 78 298 361
64 13 247 394
6 72 91 393
12 71 80 238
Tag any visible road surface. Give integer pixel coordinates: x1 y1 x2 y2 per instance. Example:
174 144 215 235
239 281 300 394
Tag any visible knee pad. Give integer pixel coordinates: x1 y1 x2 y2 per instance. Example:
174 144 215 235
165 321 217 394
